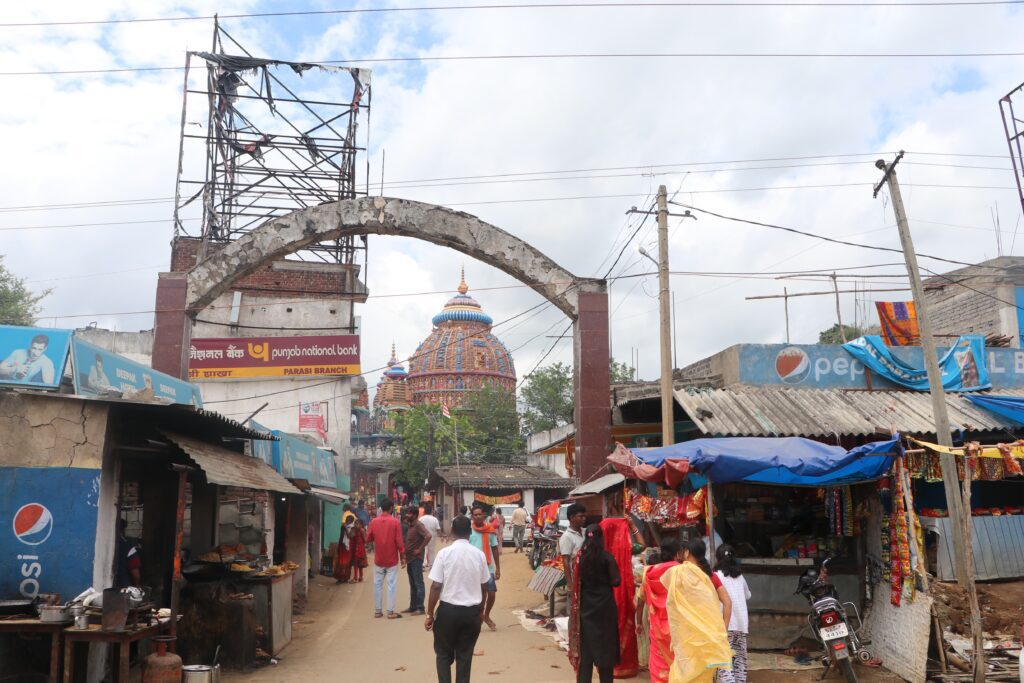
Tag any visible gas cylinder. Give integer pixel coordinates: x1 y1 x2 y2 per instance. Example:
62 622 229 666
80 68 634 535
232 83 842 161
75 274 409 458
143 636 183 683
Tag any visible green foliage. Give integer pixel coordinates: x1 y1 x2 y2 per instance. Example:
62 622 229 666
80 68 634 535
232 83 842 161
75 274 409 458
610 358 635 383
392 404 470 487
461 385 525 463
818 324 866 344
0 257 49 326
520 361 574 435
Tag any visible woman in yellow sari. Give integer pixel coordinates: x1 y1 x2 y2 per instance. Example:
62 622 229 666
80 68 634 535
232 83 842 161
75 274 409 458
661 538 735 683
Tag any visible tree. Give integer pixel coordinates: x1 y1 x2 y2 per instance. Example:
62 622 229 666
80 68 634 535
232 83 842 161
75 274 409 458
0 257 49 326
520 362 574 434
818 324 865 344
610 359 635 383
461 385 525 463
391 404 470 487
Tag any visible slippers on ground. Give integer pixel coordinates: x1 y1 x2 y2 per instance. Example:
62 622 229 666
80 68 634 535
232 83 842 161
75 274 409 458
862 658 883 668
374 612 383 618
387 612 403 619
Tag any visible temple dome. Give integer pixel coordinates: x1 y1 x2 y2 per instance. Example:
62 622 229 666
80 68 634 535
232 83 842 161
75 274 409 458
406 270 516 409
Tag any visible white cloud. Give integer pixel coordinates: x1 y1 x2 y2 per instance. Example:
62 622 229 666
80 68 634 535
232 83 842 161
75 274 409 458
5 1 1024 405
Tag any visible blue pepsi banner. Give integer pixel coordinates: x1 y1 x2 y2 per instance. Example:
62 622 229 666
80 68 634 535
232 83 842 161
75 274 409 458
737 342 1024 390
71 337 203 407
843 335 989 392
0 467 99 600
0 325 72 390
248 420 275 467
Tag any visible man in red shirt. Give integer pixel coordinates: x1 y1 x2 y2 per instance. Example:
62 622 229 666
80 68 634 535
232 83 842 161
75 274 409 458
366 498 405 618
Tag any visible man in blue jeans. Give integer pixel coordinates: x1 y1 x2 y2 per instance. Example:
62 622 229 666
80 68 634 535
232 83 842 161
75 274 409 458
366 498 405 618
402 507 432 615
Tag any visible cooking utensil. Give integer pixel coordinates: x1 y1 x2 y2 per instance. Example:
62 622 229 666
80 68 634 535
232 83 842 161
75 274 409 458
101 588 128 632
0 599 36 616
73 614 89 630
38 605 70 623
182 664 214 683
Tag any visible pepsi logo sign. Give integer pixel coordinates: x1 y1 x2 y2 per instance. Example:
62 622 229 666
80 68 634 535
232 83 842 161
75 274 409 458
13 503 53 546
775 347 811 384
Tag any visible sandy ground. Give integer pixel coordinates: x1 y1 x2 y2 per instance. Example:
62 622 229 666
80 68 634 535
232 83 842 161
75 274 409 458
223 545 902 682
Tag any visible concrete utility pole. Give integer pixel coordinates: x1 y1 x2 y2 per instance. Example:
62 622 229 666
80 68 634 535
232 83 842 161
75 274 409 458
874 153 968 580
875 153 985 681
656 186 675 448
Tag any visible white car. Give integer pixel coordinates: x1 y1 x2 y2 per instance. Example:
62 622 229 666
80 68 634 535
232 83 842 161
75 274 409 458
492 504 534 546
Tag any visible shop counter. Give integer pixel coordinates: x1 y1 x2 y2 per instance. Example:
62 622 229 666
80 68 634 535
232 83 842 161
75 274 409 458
247 571 294 655
740 559 862 614
0 618 65 683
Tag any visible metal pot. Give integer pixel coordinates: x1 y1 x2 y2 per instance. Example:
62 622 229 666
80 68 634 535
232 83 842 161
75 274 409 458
38 605 69 623
181 665 214 683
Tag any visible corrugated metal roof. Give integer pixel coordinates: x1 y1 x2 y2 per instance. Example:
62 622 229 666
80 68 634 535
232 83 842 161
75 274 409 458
569 473 625 497
673 387 1024 437
432 464 574 489
164 431 301 494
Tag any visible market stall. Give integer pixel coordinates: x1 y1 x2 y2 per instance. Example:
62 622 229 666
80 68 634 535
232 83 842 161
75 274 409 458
609 436 901 647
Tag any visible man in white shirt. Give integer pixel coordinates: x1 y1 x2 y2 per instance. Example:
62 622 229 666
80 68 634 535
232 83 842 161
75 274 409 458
419 502 443 570
425 515 491 683
558 503 587 589
510 502 530 553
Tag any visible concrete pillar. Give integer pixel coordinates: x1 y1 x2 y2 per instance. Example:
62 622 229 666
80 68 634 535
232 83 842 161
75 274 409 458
152 272 190 379
573 291 611 483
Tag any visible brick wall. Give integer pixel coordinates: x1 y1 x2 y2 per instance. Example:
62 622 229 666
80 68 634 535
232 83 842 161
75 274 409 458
171 237 366 301
922 256 1024 343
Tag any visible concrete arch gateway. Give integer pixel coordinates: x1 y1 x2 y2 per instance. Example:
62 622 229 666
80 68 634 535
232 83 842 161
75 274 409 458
153 197 611 481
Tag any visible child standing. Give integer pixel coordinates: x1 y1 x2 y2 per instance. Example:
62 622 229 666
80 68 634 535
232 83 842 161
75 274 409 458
351 517 368 582
715 545 751 683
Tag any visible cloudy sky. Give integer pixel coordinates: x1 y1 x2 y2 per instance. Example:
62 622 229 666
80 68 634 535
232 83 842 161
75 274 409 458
4 0 1024 399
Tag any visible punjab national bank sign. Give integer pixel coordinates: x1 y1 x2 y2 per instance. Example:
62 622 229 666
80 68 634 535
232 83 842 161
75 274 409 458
188 335 360 379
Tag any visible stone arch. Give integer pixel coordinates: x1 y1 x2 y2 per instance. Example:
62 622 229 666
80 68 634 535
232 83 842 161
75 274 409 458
185 197 602 318
161 197 609 481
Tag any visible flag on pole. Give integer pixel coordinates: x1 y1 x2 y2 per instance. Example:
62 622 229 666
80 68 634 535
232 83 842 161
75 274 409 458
441 403 451 419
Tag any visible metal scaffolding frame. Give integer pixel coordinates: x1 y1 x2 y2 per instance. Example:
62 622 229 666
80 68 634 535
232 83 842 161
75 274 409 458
172 19 371 268
999 81 1024 221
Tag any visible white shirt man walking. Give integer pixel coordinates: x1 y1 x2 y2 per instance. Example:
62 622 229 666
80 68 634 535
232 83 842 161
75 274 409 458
420 501 443 569
425 515 491 683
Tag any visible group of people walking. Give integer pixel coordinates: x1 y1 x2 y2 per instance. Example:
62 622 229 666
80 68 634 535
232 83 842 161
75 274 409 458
562 501 750 683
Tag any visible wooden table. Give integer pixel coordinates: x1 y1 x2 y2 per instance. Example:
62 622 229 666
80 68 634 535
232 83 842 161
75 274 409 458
0 618 66 683
62 618 172 683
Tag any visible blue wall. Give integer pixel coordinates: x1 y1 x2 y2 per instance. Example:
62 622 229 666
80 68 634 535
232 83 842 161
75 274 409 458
0 466 100 601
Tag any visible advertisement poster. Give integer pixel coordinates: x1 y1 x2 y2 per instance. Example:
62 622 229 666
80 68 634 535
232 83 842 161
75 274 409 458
0 466 100 600
0 325 72 390
298 402 327 434
188 335 360 380
71 337 203 407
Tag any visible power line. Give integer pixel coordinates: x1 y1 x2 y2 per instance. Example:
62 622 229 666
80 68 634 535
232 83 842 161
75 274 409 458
670 201 1022 271
4 1 1020 28
6 50 1024 77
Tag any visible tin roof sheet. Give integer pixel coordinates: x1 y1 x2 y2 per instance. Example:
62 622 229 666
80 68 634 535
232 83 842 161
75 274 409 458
432 464 575 489
164 431 300 494
673 387 1024 437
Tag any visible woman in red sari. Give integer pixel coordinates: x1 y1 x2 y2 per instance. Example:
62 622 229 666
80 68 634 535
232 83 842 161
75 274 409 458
636 538 682 683
351 517 368 582
333 515 355 583
598 517 639 678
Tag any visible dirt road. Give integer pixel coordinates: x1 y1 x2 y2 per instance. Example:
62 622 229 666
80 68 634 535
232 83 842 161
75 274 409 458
224 546 899 682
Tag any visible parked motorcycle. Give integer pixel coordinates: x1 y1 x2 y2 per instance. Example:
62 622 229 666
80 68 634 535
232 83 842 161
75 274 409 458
795 557 872 683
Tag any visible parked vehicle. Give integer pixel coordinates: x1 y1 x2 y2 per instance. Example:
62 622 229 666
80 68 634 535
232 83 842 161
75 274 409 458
492 504 534 546
529 530 561 570
795 557 871 683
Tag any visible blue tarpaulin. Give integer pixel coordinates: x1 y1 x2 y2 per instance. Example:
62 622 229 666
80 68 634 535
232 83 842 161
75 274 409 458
965 394 1024 426
842 334 990 392
634 437 900 486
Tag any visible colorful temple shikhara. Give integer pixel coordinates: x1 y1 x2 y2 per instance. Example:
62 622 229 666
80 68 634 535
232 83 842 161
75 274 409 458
404 270 517 409
371 343 411 431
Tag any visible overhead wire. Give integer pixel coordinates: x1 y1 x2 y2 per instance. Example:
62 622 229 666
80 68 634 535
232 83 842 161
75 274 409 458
4 1 1022 28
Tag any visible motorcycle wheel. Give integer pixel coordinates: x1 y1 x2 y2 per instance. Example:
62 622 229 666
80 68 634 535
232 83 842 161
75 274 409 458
529 544 541 570
838 656 858 683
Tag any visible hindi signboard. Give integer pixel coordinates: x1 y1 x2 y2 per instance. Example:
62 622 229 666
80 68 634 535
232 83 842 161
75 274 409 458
189 335 360 380
0 325 72 390
298 402 327 434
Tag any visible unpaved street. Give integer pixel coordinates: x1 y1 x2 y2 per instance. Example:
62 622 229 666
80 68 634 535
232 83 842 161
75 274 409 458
224 546 898 682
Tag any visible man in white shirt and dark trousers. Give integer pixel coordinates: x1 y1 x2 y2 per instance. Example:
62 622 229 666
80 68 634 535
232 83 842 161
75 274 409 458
425 515 491 683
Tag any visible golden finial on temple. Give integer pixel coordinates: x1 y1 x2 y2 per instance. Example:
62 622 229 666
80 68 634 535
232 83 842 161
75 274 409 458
457 266 468 295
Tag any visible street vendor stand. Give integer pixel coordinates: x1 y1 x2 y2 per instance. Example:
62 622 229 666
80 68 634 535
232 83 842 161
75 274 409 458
62 618 174 683
609 436 900 646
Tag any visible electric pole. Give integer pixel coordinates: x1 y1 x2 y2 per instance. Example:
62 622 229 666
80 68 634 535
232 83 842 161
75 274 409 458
875 153 985 681
656 185 674 448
